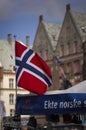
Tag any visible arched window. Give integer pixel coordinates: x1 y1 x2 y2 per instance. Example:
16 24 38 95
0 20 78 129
67 42 72 55
66 62 72 74
73 60 80 74
60 44 64 56
74 41 78 53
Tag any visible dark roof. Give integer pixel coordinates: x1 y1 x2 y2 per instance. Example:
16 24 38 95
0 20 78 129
43 22 62 50
0 40 15 71
71 11 86 42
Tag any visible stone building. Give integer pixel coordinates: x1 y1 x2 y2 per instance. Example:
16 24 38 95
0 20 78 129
33 4 86 91
0 3 86 127
33 15 62 90
56 4 86 87
0 34 30 116
32 4 86 125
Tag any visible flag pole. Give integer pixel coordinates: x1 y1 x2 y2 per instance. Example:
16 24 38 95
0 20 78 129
14 37 18 115
14 40 21 126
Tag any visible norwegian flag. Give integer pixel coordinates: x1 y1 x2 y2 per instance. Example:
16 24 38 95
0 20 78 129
15 41 52 95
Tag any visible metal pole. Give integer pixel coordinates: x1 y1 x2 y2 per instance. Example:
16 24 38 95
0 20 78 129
14 39 18 115
82 41 86 80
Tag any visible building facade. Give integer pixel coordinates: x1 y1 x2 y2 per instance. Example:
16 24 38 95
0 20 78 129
0 3 86 127
32 4 86 126
33 4 86 91
56 4 86 87
33 15 62 90
0 34 30 116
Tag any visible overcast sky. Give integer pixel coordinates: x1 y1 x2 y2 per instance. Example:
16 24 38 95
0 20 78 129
0 0 86 46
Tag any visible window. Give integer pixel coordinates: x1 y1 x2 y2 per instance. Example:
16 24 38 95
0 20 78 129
67 42 71 54
45 49 48 60
52 35 56 41
10 109 14 116
74 41 78 53
59 64 66 79
39 51 42 57
9 94 14 105
66 63 72 74
61 44 64 56
73 60 80 74
9 78 14 88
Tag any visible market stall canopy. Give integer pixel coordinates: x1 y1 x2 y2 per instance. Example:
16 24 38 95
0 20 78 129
15 80 86 115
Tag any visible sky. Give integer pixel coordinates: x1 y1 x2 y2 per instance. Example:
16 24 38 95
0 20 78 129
0 0 86 46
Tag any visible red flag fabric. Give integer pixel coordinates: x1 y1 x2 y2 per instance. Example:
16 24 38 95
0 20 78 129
15 41 52 95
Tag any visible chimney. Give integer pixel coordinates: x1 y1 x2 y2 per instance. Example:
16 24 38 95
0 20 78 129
66 4 71 11
14 35 17 41
7 34 12 44
0 62 3 82
26 36 30 47
39 15 43 23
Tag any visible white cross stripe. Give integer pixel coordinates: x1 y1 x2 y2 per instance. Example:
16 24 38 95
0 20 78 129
17 67 48 87
16 49 52 86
